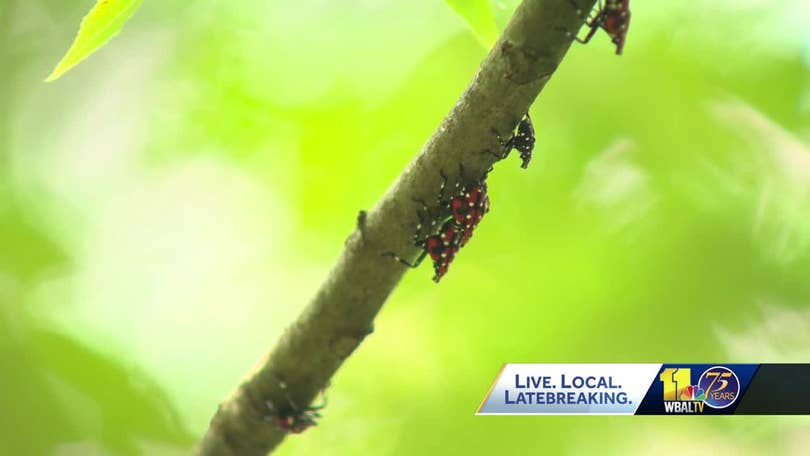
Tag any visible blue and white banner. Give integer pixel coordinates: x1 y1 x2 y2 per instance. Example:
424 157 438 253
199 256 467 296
477 363 810 415
477 363 661 415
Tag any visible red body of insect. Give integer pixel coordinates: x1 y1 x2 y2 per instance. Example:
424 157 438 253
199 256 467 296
384 166 489 282
425 221 462 282
578 0 631 55
451 182 490 247
384 209 464 283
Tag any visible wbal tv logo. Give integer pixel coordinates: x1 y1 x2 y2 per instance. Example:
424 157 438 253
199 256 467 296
659 366 740 414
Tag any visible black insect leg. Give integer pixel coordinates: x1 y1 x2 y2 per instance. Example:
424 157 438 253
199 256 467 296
413 197 447 241
491 128 513 161
307 392 328 412
559 0 603 43
383 198 433 267
383 169 461 272
456 163 469 189
436 169 455 211
383 249 429 269
267 379 326 415
574 15 603 45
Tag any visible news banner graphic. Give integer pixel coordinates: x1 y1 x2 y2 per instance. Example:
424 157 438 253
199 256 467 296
477 364 810 415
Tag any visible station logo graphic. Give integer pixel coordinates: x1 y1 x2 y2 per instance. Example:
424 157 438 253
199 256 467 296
659 365 740 414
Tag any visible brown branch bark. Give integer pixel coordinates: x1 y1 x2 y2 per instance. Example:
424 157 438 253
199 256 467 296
196 0 597 454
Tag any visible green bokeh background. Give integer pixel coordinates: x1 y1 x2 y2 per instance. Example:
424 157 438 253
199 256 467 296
2 0 810 454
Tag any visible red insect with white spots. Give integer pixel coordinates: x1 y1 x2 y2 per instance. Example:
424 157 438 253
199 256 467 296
426 221 462 282
384 217 462 282
451 180 490 247
436 165 491 247
573 0 631 55
384 166 490 282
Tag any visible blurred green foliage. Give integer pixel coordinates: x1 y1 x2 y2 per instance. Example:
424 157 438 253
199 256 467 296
2 0 809 454
444 0 498 46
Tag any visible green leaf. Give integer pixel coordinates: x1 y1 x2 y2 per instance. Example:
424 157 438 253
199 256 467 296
444 0 499 47
45 0 144 82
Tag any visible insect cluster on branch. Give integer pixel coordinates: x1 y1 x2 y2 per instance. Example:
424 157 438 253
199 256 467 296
383 0 633 283
384 114 535 282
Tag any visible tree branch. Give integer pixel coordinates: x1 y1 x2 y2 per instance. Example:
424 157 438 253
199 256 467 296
196 1 596 454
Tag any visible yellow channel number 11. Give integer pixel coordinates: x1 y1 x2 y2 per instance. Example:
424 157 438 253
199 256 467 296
660 368 690 401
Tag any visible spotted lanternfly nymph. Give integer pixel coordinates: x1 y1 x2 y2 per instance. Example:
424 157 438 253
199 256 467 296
435 166 491 245
384 166 490 282
572 0 631 55
427 221 463 282
498 114 535 169
384 217 462 283
265 382 326 434
449 168 490 246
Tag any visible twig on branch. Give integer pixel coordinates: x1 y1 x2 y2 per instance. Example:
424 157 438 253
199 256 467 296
196 0 596 454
